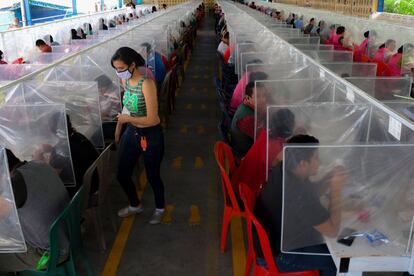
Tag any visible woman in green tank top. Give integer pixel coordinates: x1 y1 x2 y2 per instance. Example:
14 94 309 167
111 47 166 224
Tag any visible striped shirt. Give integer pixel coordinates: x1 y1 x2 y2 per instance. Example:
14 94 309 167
123 77 147 117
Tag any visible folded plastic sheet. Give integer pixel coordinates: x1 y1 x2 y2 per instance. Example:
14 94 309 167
41 65 121 123
254 78 335 138
281 144 414 257
0 103 76 186
8 81 104 149
0 65 45 81
303 50 353 62
293 44 334 51
0 147 27 253
322 62 377 78
346 77 413 101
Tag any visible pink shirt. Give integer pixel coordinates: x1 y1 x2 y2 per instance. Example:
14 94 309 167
373 48 391 63
388 53 402 76
138 67 155 81
229 72 249 114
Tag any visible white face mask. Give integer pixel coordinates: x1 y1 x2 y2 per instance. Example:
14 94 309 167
116 68 132 80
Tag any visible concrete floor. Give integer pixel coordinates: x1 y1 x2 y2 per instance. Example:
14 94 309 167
84 15 235 276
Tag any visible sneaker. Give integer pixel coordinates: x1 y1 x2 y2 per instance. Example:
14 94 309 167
117 205 143 218
149 209 165 224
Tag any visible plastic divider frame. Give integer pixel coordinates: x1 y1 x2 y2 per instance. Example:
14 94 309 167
0 103 76 186
236 39 277 76
293 44 334 51
345 77 413 102
321 62 377 78
264 103 371 178
281 144 414 259
40 64 122 124
0 147 27 253
254 78 336 140
7 81 104 149
402 43 414 77
303 50 354 62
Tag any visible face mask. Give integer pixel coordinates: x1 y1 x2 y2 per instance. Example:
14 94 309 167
116 68 132 80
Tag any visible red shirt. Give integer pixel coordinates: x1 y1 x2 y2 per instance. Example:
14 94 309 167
223 44 233 64
0 60 7 64
232 130 285 195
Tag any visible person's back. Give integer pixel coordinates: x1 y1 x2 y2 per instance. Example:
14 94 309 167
230 99 254 159
16 161 70 254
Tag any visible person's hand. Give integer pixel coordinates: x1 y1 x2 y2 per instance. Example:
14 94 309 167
115 126 121 144
117 113 131 124
329 165 347 191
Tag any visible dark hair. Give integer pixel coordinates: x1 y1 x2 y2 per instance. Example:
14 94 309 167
5 148 20 171
249 71 268 82
152 6 157 12
398 45 404 54
269 108 295 139
310 17 314 22
285 134 319 169
364 31 370 38
95 74 114 90
36 39 46 47
223 32 229 39
245 81 255 97
111 47 146 69
336 26 345 35
0 50 3 59
378 43 385 49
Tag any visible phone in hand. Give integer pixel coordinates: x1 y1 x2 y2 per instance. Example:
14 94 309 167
337 228 356 246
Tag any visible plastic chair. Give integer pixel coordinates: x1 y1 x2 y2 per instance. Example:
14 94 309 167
214 141 245 252
239 183 319 276
19 186 92 276
83 143 117 251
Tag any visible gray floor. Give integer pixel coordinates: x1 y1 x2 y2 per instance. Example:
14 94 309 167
84 15 234 276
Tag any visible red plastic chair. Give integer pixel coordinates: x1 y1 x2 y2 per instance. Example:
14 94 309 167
375 61 392 77
239 183 319 276
214 141 245 252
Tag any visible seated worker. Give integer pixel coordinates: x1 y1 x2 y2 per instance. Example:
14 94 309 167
254 134 344 276
332 26 346 50
217 32 229 57
232 108 295 195
229 70 268 115
71 29 82 40
141 42 166 90
152 6 157 12
230 82 256 159
0 148 69 272
33 114 99 198
43 35 60 46
99 18 108 30
336 37 353 52
373 39 396 63
77 28 87 39
0 50 7 64
303 17 315 34
388 45 404 76
35 39 52 53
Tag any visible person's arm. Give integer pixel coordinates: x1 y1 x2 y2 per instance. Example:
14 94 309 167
313 167 346 238
117 79 160 128
236 115 255 138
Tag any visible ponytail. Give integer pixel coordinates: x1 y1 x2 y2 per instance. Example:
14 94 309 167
111 47 146 68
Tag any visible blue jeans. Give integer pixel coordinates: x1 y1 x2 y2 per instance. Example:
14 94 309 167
257 245 336 276
117 124 165 209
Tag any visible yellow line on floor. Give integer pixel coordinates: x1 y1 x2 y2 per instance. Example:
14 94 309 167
231 217 246 276
188 204 201 225
101 169 147 276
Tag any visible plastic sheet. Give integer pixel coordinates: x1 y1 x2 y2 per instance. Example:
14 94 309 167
293 44 334 51
5 81 104 149
27 53 67 65
0 147 26 253
281 144 414 257
0 65 45 81
303 50 353 62
322 62 377 78
286 37 320 45
0 103 76 186
254 78 335 138
346 77 413 101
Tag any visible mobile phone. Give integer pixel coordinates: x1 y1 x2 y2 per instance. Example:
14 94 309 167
337 228 356 246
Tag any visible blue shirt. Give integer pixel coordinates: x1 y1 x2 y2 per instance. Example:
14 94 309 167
148 52 166 83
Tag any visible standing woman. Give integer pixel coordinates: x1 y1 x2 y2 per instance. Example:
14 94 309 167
111 47 165 224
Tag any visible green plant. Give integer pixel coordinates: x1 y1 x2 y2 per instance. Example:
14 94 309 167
384 0 414 15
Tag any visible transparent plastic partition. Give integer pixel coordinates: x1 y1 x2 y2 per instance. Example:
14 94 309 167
345 77 413 102
370 37 397 63
1 28 34 62
286 37 320 45
27 53 67 65
40 65 122 123
0 147 26 253
322 63 377 78
0 65 45 81
281 144 414 257
254 78 335 139
303 50 353 63
51 45 85 54
402 43 414 77
0 103 76 186
8 81 104 149
293 44 334 51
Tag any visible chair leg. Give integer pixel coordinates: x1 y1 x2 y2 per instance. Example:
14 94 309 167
245 249 253 276
220 207 232 252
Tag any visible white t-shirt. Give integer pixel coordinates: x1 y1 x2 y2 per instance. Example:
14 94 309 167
217 41 228 56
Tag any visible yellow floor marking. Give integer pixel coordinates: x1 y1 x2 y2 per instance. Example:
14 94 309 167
192 75 199 79
201 104 207 110
180 125 188 134
188 204 201 225
203 74 209 79
101 169 147 276
172 156 183 169
230 217 246 276
161 204 175 224
197 125 206 135
194 157 204 169
186 103 193 110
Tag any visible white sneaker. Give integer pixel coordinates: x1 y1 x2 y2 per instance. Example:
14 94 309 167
117 205 143 218
149 209 165 224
